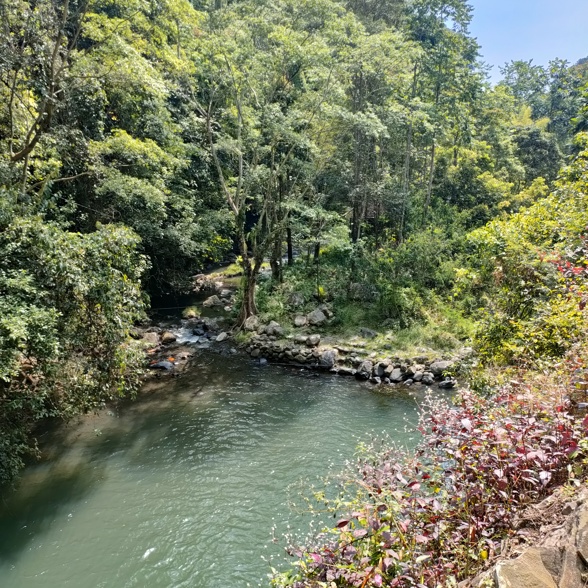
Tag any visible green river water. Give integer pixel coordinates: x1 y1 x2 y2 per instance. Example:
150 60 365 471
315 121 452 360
0 350 423 588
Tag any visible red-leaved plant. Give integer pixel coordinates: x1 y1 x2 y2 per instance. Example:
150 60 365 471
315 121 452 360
273 390 586 588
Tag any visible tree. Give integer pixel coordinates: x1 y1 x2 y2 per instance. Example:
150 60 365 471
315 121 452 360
0 219 147 483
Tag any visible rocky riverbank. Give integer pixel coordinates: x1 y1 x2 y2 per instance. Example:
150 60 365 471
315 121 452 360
240 312 470 388
137 311 470 390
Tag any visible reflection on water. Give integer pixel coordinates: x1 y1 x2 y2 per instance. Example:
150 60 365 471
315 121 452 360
0 351 422 588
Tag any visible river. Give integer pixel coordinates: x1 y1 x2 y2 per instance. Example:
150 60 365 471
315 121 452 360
0 350 424 588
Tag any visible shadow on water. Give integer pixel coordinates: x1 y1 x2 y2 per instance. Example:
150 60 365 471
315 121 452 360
0 351 335 566
0 459 107 563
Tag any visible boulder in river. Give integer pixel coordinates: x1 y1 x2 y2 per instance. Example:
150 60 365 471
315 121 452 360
319 349 338 369
429 360 454 376
150 360 174 371
439 378 456 389
356 360 373 380
389 368 404 383
143 332 160 347
216 332 228 343
306 334 321 347
161 331 177 344
422 372 435 386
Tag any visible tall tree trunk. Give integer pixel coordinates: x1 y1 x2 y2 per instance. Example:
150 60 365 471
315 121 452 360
399 64 418 244
313 241 320 263
270 235 282 283
287 226 293 266
351 203 361 243
237 257 259 326
398 120 413 244
422 140 436 226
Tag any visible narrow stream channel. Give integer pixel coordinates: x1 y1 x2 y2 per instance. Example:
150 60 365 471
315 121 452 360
0 351 425 588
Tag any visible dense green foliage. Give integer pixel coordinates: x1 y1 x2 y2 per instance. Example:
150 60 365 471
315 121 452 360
2 0 588 544
0 218 146 482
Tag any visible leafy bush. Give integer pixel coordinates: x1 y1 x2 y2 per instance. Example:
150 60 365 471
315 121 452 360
0 217 147 483
273 389 584 587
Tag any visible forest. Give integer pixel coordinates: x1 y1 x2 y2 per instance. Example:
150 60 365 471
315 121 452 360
2 0 588 585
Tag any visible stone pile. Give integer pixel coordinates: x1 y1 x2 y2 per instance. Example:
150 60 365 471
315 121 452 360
245 330 458 386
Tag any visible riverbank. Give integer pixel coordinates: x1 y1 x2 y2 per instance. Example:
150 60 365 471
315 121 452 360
137 312 470 390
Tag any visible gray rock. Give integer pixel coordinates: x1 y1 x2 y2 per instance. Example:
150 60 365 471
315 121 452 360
359 327 378 339
495 548 557 588
220 289 232 298
259 358 268 366
161 331 177 344
439 378 457 389
390 368 404 383
150 360 174 371
288 292 305 308
306 334 321 347
576 500 588 555
356 361 373 380
294 334 307 344
376 363 387 377
559 542 583 588
265 321 283 336
412 356 429 364
537 547 562 585
429 360 454 376
294 315 307 327
216 332 228 343
143 332 160 346
307 309 327 326
337 366 356 377
319 304 333 319
203 295 222 308
251 348 261 358
413 371 424 382
458 346 475 358
319 349 338 369
244 315 259 331
422 373 435 386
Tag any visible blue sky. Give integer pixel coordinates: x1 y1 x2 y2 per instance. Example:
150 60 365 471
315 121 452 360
468 0 588 82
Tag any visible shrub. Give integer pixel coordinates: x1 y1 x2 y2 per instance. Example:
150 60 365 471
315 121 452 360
273 389 584 588
0 217 147 483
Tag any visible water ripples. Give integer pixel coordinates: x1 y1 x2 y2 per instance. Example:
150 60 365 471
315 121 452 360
0 352 420 588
